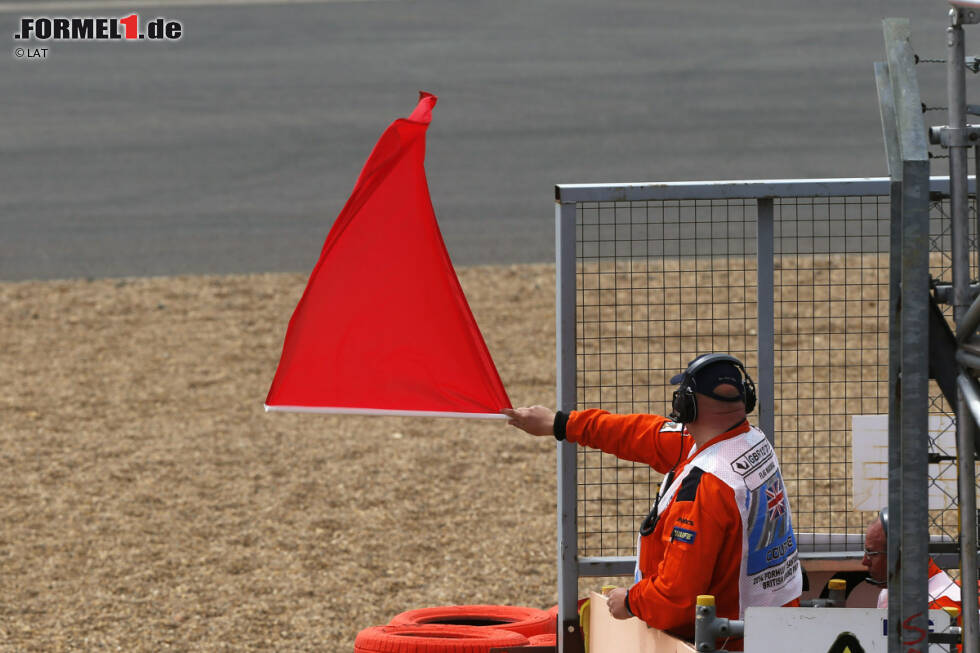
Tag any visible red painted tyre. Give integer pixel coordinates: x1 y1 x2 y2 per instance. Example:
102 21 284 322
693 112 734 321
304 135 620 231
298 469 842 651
528 632 557 646
389 605 556 638
354 624 528 652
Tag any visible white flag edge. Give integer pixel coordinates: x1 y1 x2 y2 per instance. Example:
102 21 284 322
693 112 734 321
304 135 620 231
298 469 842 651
264 404 509 420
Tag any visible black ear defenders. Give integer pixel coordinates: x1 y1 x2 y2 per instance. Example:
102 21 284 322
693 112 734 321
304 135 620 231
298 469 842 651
668 353 757 424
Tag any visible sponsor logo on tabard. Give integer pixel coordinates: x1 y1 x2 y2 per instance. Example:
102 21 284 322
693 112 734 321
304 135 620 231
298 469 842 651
671 526 696 543
731 440 772 475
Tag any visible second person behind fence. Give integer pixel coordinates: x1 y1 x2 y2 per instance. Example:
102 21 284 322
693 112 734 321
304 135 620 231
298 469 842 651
504 353 802 650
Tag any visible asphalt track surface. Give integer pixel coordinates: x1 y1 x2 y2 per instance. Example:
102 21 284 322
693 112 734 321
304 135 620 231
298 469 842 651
1 0 957 281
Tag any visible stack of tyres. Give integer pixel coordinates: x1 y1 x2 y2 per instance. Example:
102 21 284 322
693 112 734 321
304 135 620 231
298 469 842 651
354 605 557 652
390 605 556 638
353 624 529 652
528 633 557 647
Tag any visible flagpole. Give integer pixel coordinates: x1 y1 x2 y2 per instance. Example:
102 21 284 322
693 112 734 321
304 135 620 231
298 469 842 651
264 405 510 420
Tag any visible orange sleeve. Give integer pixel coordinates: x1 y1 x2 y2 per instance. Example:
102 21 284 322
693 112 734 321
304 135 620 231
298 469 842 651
627 473 741 634
565 409 688 473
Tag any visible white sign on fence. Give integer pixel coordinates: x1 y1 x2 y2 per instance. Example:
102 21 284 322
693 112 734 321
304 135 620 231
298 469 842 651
851 414 973 511
744 607 953 653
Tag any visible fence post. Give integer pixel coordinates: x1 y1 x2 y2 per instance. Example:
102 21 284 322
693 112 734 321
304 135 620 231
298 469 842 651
756 198 776 445
881 18 931 650
555 195 581 653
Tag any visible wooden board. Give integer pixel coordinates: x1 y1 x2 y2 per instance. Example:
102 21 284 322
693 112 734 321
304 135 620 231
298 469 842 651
587 592 697 653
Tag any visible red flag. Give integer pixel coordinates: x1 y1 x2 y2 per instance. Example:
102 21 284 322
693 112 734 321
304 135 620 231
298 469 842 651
265 92 511 419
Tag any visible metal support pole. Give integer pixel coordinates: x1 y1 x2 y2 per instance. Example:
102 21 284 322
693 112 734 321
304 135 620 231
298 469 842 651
950 12 980 653
975 144 980 282
897 156 932 653
555 198 582 653
957 293 980 343
694 595 744 652
882 18 932 651
957 393 979 653
756 198 775 444
950 15 971 324
887 179 903 653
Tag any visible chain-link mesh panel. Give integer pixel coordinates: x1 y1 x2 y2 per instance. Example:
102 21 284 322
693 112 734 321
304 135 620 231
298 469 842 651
771 196 889 547
928 197 977 551
576 199 757 556
572 190 966 560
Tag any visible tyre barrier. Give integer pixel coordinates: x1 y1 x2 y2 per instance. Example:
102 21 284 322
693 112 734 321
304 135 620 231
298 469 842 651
527 632 557 646
389 605 556 638
354 624 529 653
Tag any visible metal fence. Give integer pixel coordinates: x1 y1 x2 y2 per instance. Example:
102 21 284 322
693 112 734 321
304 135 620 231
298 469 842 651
553 177 970 638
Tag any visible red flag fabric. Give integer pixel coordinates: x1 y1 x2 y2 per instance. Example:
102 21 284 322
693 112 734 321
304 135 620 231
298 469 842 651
265 92 512 419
